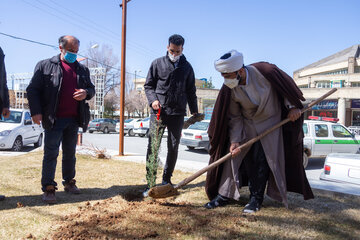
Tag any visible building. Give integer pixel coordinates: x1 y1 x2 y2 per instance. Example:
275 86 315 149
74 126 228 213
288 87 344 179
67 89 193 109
293 44 360 126
133 78 219 118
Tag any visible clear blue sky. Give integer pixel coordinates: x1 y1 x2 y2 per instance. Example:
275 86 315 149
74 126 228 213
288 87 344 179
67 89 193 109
1 0 359 88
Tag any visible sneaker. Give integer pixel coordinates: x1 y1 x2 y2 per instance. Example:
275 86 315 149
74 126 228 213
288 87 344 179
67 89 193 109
42 185 57 204
243 197 261 214
0 194 5 201
142 188 150 198
204 194 230 209
64 179 80 194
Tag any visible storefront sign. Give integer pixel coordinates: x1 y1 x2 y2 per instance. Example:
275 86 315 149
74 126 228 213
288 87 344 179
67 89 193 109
312 100 338 110
351 99 360 108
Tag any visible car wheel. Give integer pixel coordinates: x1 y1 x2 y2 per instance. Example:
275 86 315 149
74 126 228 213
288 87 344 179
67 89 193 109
103 127 109 134
89 130 93 133
128 129 135 136
34 134 43 148
187 146 195 150
12 136 23 152
303 152 309 169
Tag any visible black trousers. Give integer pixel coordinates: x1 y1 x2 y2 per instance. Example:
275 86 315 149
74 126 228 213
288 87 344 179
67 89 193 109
146 114 184 187
241 141 270 204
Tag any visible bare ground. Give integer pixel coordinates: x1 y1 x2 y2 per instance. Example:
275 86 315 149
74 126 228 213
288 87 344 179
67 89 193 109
0 151 359 240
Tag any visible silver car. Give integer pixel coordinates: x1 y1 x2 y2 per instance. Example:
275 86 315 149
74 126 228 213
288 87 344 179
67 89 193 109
88 118 117 134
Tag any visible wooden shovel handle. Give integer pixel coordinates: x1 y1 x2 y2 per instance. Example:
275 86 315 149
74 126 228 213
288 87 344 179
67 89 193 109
174 88 337 190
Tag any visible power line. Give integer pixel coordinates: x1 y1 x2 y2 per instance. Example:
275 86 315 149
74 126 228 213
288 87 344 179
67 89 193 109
22 0 160 59
0 32 57 49
0 31 147 78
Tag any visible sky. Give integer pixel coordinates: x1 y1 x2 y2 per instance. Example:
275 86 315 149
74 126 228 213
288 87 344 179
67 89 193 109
0 0 359 89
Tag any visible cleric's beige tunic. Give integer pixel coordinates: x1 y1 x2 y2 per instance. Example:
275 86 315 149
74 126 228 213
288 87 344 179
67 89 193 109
218 65 288 206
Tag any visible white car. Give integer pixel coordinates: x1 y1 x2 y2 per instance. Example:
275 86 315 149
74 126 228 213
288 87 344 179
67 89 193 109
133 117 150 137
115 119 137 136
303 118 360 168
0 109 43 151
320 153 360 185
180 120 210 152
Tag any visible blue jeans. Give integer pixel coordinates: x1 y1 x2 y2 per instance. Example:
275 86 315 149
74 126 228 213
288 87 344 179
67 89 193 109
41 118 79 192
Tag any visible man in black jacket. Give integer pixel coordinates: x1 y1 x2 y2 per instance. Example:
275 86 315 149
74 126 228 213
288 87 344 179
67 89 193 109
0 46 10 201
143 34 198 197
27 35 95 204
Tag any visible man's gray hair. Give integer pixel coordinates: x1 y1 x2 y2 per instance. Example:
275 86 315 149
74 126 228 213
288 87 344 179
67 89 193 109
58 36 80 48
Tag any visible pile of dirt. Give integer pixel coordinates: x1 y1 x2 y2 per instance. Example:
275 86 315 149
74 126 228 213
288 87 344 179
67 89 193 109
48 194 251 240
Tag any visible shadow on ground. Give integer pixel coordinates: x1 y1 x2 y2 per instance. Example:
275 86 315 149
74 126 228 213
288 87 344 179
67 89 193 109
0 181 207 211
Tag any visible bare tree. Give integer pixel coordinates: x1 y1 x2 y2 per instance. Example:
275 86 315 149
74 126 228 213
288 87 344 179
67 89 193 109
104 88 119 118
85 43 120 96
125 90 148 118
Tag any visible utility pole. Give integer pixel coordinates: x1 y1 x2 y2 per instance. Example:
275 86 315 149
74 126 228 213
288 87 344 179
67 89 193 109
119 0 130 156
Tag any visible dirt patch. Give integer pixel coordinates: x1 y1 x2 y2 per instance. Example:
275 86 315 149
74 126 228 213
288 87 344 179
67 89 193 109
50 197 249 240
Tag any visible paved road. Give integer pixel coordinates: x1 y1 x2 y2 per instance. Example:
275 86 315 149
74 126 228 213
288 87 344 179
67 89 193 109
1 132 359 196
81 132 210 163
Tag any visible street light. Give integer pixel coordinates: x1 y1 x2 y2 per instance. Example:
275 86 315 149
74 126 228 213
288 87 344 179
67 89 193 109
134 70 141 91
77 43 99 67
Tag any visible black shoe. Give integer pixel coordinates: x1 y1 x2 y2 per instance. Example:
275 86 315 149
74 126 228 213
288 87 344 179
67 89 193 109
142 188 150 198
204 194 230 209
243 197 261 213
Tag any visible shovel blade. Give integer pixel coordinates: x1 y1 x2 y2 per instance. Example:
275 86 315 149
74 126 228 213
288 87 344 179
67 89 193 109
148 184 178 199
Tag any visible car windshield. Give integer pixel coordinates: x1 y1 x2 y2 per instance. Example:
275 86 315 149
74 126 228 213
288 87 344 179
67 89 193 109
92 119 104 122
188 121 209 131
143 117 150 121
125 119 133 123
0 111 23 124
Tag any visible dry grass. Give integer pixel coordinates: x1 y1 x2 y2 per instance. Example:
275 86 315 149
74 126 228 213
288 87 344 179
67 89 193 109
0 151 359 240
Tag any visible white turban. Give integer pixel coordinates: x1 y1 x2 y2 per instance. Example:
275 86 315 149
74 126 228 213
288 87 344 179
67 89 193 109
214 50 244 73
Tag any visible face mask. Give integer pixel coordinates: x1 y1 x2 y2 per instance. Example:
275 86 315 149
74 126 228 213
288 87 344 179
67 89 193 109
64 51 77 63
224 78 239 89
168 52 181 62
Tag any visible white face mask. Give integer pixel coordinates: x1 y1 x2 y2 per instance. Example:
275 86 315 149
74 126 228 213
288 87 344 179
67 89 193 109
168 52 181 62
224 78 239 89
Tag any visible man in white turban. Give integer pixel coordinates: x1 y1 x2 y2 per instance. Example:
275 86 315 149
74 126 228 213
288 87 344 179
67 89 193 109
204 50 314 213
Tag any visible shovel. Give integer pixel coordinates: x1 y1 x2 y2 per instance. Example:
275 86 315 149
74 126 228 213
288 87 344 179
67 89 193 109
148 88 337 198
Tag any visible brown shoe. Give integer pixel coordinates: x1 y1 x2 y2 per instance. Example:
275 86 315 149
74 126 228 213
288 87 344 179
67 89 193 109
0 194 5 201
42 185 57 204
64 179 80 194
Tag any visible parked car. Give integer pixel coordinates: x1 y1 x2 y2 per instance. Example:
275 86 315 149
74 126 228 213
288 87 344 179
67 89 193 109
320 153 360 185
115 118 137 136
88 118 117 134
302 118 360 168
348 126 360 136
133 117 150 137
180 120 210 152
0 109 43 151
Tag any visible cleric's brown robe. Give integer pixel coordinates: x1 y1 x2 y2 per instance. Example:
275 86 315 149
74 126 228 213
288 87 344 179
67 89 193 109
205 62 314 203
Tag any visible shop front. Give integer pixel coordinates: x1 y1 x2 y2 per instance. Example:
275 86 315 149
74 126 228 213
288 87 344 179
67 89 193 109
303 99 338 120
351 99 360 126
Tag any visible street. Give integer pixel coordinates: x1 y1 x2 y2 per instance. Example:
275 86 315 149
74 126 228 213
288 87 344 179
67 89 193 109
80 132 360 196
81 132 210 163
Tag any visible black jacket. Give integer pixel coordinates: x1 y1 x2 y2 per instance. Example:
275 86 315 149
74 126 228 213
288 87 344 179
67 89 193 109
26 54 95 131
144 54 198 115
0 47 10 115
